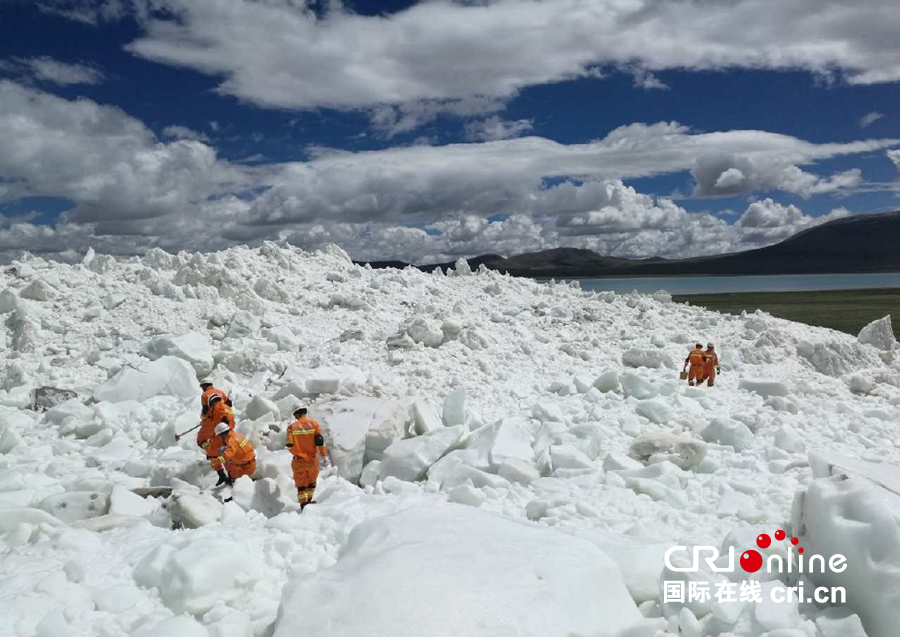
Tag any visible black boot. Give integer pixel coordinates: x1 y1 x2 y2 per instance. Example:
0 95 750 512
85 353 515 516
216 469 229 486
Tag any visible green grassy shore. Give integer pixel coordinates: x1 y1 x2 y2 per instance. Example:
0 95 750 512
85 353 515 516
674 288 900 339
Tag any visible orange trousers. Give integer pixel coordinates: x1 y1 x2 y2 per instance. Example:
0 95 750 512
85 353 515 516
700 365 717 387
687 365 704 384
292 457 320 505
228 459 256 481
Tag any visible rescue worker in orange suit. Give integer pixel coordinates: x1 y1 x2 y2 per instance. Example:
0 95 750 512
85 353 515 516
197 394 236 485
683 343 707 386
199 378 231 415
212 422 256 485
699 342 721 387
285 403 329 511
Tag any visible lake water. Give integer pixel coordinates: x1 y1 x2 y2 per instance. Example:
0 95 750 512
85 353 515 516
572 273 900 295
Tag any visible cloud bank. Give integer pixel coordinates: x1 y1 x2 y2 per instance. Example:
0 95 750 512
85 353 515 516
109 0 900 117
0 80 894 263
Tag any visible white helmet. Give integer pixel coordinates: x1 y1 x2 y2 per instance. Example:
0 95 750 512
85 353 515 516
707 342 715 349
199 377 214 387
293 402 308 414
214 422 230 436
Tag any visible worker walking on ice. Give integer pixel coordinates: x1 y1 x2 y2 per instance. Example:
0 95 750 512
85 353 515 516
286 402 330 511
683 343 706 386
198 393 236 486
211 422 256 486
699 342 721 387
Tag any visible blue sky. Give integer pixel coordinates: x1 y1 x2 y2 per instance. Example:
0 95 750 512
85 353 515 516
0 0 898 263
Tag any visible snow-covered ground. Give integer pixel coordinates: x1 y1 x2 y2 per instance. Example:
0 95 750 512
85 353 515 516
1 242 900 637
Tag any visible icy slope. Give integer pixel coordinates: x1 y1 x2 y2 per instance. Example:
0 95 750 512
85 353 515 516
1 243 900 637
274 504 659 637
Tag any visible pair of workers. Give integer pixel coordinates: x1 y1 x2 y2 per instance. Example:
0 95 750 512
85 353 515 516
197 379 237 486
683 343 720 387
195 380 328 509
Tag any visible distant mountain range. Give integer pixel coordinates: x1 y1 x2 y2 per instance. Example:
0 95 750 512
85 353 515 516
359 210 900 278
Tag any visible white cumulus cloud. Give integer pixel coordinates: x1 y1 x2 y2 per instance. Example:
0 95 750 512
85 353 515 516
100 0 900 117
735 199 849 244
0 80 248 222
714 168 746 191
632 68 669 91
693 154 865 199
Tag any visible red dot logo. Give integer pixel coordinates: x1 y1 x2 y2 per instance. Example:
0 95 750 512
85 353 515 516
798 548 804 554
775 530 785 541
756 534 771 549
740 550 763 572
791 537 799 545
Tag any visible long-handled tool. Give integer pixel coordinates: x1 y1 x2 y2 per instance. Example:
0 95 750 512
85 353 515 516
175 423 202 441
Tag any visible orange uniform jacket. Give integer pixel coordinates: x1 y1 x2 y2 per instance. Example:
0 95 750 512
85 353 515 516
686 349 706 368
216 432 256 480
198 401 235 444
201 386 229 409
286 416 328 463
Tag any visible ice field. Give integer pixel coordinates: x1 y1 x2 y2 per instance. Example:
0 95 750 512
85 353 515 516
1 242 900 637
